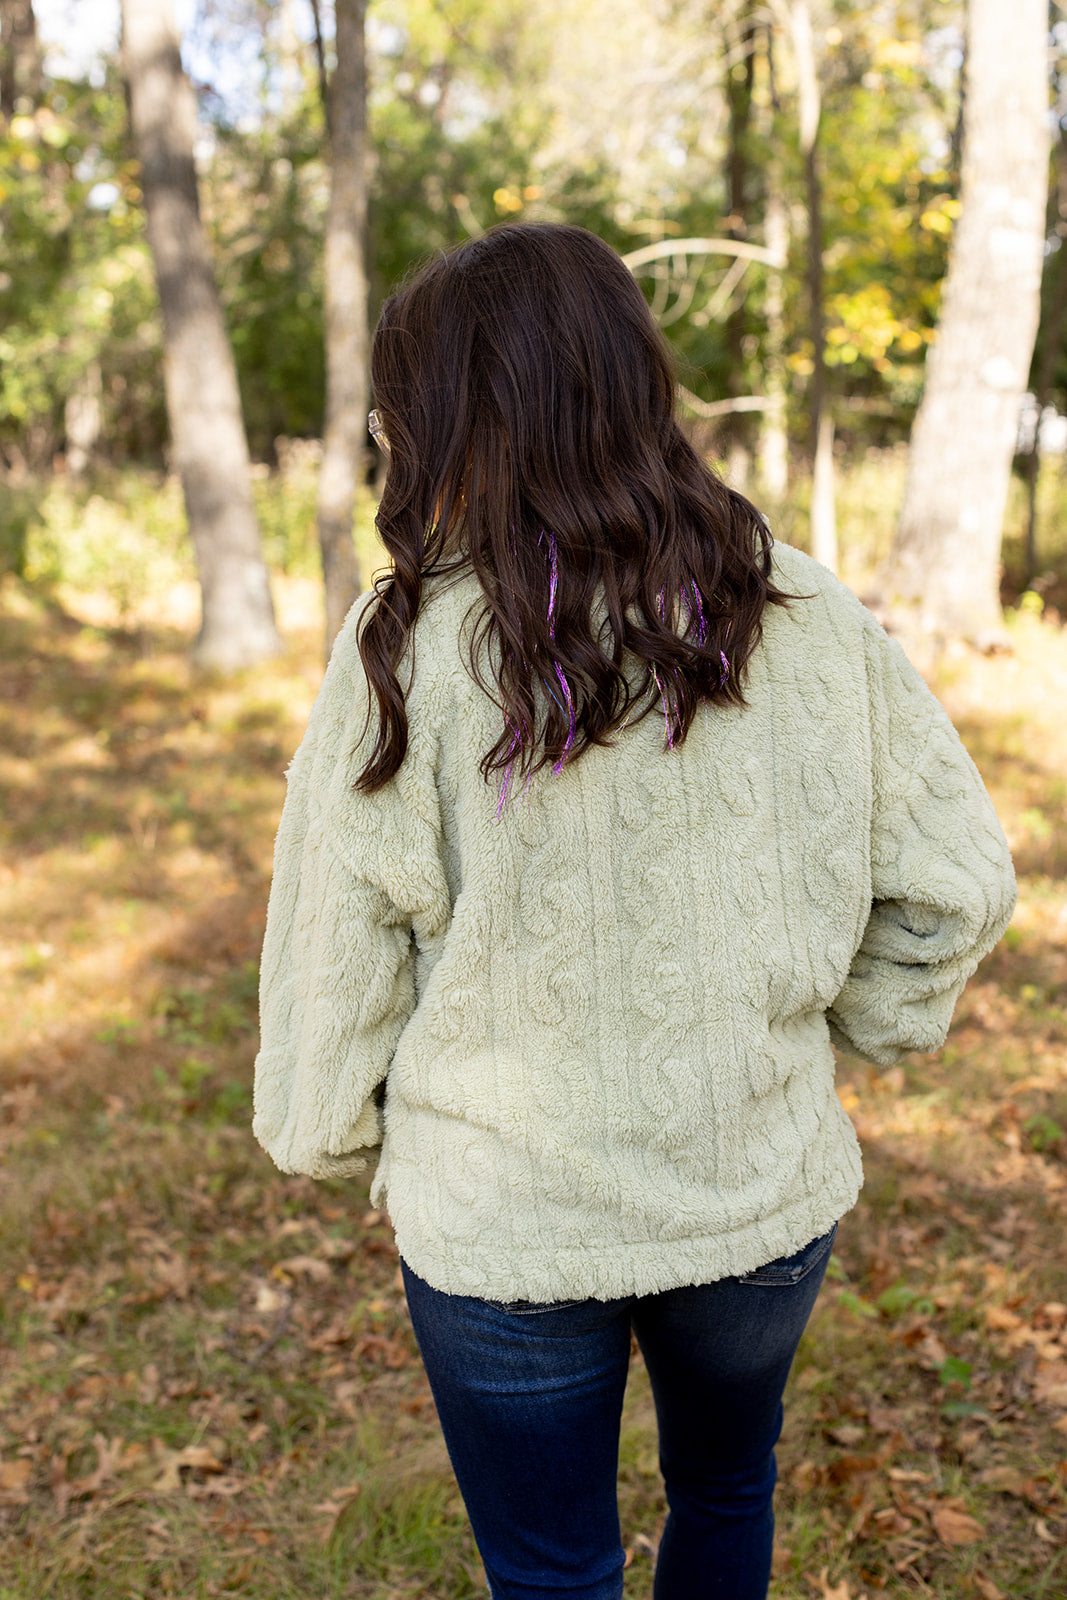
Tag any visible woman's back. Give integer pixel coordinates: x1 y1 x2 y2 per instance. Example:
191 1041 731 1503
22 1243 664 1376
253 539 1013 1302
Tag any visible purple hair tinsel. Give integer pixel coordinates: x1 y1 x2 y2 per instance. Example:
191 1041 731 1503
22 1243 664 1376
494 550 730 816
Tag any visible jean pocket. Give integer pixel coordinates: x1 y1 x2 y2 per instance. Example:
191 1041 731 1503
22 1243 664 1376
736 1221 838 1287
485 1298 585 1315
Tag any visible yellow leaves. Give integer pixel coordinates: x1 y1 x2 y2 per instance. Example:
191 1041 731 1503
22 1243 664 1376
874 37 923 72
492 182 544 214
826 283 928 369
920 196 961 236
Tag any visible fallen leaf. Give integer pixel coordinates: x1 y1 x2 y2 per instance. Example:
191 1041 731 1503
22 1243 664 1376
915 1332 949 1368
872 1506 913 1536
276 1254 331 1282
1034 1517 1058 1544
978 1466 1027 1495
888 1467 931 1483
177 1445 226 1473
828 1423 866 1446
305 1317 353 1351
313 1482 361 1517
70 1433 129 1497
253 1280 289 1314
974 1577 1005 1600
185 1474 245 1499
930 1504 984 1546
0 1458 32 1504
828 1453 880 1484
867 1404 906 1433
814 1567 852 1599
985 1306 1024 1332
151 1440 226 1493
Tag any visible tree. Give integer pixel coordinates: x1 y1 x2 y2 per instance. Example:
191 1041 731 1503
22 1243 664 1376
786 0 836 571
121 0 282 669
722 0 758 488
0 0 41 120
316 0 369 655
883 0 1049 645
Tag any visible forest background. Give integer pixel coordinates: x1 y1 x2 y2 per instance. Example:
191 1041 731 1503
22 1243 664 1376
1 2 1067 1599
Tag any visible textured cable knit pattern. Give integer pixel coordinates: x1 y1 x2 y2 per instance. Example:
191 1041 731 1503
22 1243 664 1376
253 543 1017 1301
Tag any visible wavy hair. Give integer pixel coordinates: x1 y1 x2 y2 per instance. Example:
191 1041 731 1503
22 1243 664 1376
355 222 794 797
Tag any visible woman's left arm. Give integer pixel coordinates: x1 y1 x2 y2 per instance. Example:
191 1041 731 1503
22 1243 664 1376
825 619 1018 1067
252 609 450 1178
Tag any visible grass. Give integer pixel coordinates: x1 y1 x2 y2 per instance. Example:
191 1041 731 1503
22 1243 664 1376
1 453 1066 1598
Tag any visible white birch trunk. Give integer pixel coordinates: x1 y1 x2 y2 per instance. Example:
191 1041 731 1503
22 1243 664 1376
885 0 1049 645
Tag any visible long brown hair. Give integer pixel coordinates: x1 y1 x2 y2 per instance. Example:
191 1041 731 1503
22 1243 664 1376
356 222 792 796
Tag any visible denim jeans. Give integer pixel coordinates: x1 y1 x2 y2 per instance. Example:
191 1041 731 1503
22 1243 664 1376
401 1222 836 1600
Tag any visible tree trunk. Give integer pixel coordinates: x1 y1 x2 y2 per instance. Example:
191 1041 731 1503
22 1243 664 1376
884 0 1048 645
1025 127 1067 581
65 361 102 476
122 0 281 670
757 24 788 503
788 0 835 569
316 0 369 657
0 0 42 118
723 0 756 480
810 413 837 570
757 169 790 501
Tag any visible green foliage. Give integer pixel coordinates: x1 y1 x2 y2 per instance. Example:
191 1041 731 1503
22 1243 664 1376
875 1281 936 1318
0 73 165 470
817 2 960 416
0 0 977 487
208 109 329 457
938 1354 973 1388
1022 1112 1064 1153
23 472 191 615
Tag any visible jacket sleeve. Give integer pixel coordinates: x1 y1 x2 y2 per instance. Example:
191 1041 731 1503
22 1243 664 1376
826 618 1017 1067
252 602 451 1177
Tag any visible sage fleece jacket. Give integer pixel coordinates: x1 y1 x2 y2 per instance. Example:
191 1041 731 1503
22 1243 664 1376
252 542 1017 1302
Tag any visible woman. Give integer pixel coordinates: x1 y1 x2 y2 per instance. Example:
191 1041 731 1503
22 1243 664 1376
253 223 1016 1599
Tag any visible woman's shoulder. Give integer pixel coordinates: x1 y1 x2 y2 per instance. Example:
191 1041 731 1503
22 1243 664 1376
767 539 885 650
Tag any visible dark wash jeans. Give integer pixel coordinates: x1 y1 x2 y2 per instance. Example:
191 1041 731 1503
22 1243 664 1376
401 1222 837 1600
